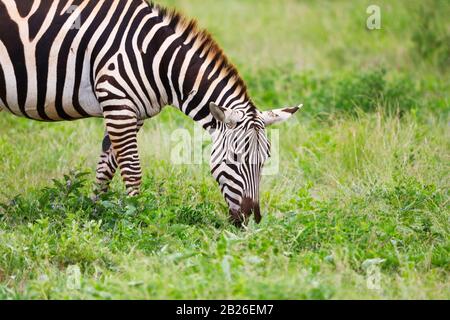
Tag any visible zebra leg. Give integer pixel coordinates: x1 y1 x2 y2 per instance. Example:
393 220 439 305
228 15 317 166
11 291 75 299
104 108 143 196
94 119 144 196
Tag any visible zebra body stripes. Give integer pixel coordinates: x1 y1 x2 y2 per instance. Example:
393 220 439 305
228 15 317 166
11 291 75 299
0 0 300 225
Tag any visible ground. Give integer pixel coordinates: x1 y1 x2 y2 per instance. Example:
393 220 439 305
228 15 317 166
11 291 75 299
0 0 449 299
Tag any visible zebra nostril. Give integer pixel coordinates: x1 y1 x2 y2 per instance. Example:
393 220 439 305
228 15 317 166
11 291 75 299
229 209 245 228
228 197 261 226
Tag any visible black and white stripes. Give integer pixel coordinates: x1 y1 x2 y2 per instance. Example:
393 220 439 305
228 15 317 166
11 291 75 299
0 0 300 225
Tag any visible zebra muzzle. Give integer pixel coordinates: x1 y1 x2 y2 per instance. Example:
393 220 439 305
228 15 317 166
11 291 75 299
229 197 261 227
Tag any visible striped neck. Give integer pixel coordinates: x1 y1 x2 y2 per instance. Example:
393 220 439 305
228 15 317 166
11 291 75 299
142 3 253 131
172 54 253 131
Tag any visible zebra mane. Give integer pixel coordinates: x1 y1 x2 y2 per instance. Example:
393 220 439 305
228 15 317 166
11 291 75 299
149 2 252 107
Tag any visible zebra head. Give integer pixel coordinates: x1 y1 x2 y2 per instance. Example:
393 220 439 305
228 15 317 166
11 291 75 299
209 102 300 226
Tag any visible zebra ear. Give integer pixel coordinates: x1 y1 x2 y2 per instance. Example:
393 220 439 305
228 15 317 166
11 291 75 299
210 102 245 128
261 104 303 126
209 102 228 123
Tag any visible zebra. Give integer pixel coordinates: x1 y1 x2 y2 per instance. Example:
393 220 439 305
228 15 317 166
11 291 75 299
0 0 301 226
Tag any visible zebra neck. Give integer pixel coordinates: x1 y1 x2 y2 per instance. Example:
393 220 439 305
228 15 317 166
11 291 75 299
138 4 251 131
173 90 251 133
168 64 251 132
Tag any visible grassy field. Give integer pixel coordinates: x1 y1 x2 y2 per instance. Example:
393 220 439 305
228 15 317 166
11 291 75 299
0 0 449 299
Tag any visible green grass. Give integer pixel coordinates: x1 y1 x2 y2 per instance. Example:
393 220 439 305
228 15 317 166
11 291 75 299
0 0 449 299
